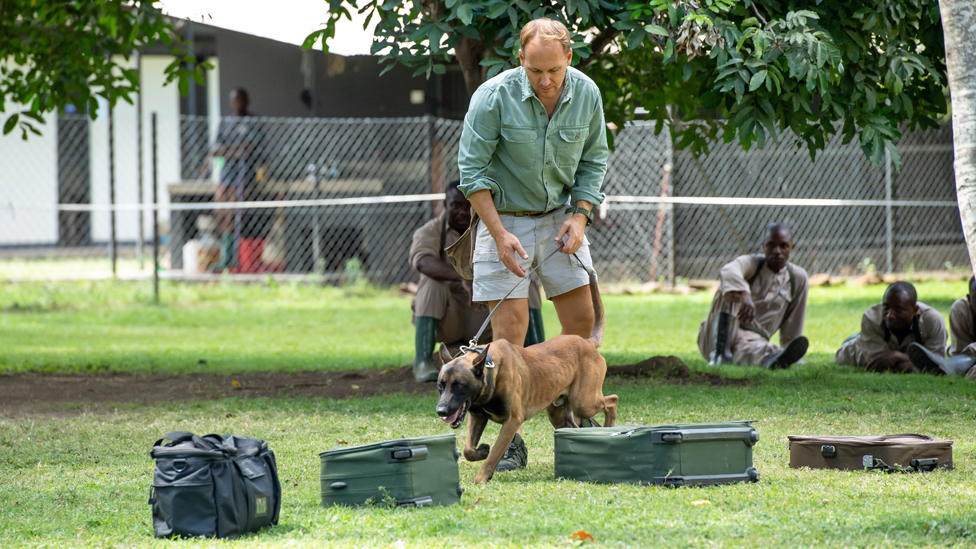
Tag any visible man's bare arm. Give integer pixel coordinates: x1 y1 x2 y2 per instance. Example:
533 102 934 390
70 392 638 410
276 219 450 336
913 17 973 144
416 255 464 282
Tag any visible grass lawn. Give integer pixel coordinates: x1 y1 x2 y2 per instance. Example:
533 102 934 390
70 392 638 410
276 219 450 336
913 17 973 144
1 279 975 547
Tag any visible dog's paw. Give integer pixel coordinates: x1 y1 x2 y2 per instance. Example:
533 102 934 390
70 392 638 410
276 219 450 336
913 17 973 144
472 470 493 485
464 444 490 462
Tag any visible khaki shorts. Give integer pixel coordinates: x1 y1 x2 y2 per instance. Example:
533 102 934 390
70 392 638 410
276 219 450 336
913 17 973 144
472 209 594 302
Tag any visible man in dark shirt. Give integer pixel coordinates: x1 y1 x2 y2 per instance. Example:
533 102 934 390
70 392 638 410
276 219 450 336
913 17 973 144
209 88 263 269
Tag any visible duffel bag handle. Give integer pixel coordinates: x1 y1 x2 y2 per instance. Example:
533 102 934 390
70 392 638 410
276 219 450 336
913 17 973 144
150 431 217 458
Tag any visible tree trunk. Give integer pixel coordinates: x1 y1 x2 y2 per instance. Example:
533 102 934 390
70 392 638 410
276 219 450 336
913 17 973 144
940 0 976 271
455 36 489 98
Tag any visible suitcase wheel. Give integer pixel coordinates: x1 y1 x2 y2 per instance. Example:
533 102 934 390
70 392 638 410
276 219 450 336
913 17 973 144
747 467 760 483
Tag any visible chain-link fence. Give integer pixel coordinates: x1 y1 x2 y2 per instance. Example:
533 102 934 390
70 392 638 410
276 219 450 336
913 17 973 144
0 113 966 284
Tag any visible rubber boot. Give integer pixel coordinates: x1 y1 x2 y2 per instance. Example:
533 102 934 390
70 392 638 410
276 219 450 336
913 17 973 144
215 233 235 270
907 343 976 375
760 336 809 369
524 308 546 347
708 312 734 366
413 316 441 383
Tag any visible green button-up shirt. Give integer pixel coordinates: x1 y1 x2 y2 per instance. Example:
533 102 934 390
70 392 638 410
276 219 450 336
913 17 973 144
458 66 608 213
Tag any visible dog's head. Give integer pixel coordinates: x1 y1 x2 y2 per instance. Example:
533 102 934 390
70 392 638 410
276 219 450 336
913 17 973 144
435 343 492 429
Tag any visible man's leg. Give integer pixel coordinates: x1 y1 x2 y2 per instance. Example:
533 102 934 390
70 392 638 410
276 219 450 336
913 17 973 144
732 330 781 366
412 276 451 382
486 298 530 345
551 285 595 338
214 183 235 270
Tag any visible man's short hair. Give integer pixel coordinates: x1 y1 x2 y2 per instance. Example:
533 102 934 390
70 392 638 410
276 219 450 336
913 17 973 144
885 281 918 305
446 180 462 194
230 87 248 100
520 18 572 53
762 222 792 244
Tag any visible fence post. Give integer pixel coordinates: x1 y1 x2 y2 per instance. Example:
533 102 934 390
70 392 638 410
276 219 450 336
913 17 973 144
152 112 159 304
885 147 893 273
137 51 145 270
108 103 117 277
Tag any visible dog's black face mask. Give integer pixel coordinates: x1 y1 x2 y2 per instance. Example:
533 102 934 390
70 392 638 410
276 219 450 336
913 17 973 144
435 345 490 429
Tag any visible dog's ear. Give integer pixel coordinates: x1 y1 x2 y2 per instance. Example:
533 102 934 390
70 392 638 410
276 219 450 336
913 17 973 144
438 343 453 365
472 343 491 377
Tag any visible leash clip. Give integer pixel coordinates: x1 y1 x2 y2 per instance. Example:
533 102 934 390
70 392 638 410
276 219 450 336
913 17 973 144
457 342 494 369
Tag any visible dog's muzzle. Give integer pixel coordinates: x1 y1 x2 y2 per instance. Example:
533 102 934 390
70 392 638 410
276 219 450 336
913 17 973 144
438 401 469 429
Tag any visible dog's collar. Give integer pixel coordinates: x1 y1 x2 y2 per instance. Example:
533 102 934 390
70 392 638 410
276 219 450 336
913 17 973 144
472 350 495 406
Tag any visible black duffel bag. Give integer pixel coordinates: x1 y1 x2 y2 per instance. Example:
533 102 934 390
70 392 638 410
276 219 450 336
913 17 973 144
148 431 281 539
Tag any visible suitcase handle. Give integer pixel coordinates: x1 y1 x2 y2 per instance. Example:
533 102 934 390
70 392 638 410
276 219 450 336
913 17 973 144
387 445 429 462
652 428 760 446
397 496 433 508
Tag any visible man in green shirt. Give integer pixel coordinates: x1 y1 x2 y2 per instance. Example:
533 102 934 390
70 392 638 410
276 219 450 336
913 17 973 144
457 17 609 474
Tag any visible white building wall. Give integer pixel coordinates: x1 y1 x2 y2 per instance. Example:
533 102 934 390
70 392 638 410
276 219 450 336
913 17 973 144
0 111 58 245
89 55 180 243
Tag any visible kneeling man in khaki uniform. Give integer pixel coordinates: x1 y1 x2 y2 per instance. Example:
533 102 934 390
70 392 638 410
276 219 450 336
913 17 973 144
904 277 976 376
410 181 544 382
835 281 947 372
698 222 810 368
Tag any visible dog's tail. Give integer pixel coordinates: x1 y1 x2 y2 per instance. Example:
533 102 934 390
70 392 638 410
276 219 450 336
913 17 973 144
585 268 605 349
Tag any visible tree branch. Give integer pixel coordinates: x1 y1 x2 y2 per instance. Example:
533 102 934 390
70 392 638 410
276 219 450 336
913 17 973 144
750 3 768 26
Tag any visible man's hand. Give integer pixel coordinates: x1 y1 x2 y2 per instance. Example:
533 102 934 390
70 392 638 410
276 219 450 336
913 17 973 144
555 214 587 255
496 230 529 277
736 291 756 324
866 351 918 373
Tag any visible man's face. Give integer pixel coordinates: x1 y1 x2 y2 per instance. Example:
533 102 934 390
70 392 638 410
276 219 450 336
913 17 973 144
883 290 918 332
518 38 572 103
762 229 793 272
231 92 248 115
446 189 470 233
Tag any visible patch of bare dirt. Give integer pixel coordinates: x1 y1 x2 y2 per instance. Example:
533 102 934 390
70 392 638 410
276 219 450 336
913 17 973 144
607 355 752 388
0 366 426 418
0 356 749 417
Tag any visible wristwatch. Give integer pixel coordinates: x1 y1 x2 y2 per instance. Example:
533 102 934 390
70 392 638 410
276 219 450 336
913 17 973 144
565 206 594 226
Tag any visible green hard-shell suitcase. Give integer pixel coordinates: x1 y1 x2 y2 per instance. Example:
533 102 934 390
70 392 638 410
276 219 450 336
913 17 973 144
554 421 761 487
319 434 463 507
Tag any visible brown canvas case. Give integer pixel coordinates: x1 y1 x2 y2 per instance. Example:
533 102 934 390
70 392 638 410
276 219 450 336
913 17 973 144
788 434 952 472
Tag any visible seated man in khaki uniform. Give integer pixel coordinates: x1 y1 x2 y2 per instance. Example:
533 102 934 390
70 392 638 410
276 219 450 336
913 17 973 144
835 281 947 372
905 277 976 376
410 181 544 382
698 223 810 369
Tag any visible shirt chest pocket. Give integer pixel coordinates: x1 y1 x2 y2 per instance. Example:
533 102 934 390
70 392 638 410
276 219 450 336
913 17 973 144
500 126 540 170
556 127 589 168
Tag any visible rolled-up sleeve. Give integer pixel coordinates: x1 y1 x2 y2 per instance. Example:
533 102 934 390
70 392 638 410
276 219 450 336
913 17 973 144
458 85 502 199
570 86 608 206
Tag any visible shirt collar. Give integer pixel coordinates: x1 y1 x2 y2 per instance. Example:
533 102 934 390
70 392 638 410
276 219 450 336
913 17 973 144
518 66 575 104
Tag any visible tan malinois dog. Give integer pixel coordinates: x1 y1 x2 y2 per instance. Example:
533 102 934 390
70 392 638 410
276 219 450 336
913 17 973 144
435 273 618 484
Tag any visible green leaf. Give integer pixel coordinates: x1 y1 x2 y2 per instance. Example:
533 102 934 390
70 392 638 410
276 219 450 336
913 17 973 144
644 24 668 36
627 28 646 50
457 4 473 25
663 39 674 60
487 1 509 19
429 27 444 53
3 114 18 135
885 140 903 171
749 70 767 91
432 63 447 75
446 0 459 8
816 42 827 68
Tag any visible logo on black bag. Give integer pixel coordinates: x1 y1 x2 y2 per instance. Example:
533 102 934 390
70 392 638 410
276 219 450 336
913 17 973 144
255 495 268 517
